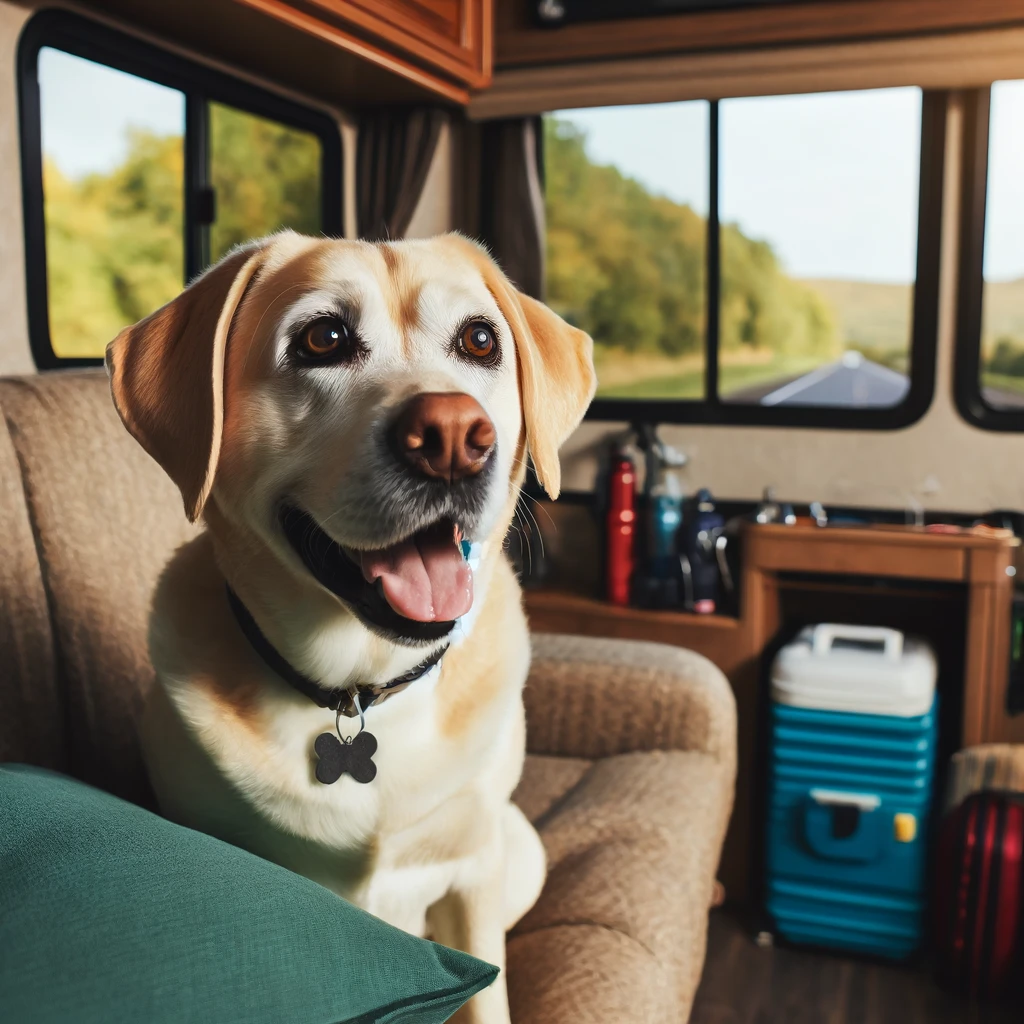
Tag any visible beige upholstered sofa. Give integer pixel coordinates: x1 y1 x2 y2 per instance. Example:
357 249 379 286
0 369 737 1023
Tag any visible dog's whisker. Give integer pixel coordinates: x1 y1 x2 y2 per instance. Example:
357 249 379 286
517 497 546 563
512 506 534 578
522 505 542 568
507 516 531 579
518 490 557 533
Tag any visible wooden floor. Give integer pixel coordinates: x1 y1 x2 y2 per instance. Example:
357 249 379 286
690 910 1020 1024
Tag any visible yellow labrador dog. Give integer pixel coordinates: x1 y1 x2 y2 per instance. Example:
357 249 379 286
105 230 595 1023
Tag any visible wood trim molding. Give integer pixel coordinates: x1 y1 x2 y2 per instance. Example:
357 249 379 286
234 0 474 104
495 0 1024 69
469 25 1024 119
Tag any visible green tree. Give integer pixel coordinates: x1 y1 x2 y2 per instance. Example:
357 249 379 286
43 111 322 359
987 335 1024 378
545 119 705 357
720 224 837 358
44 130 184 357
209 104 322 261
544 116 839 365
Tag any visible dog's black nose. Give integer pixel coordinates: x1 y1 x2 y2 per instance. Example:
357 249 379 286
391 392 495 482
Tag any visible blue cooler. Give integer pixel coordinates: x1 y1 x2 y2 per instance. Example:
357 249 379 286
765 624 938 959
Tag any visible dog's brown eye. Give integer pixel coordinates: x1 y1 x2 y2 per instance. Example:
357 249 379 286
298 318 352 361
459 322 497 363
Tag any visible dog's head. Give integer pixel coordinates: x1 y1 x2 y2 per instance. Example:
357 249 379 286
106 231 595 646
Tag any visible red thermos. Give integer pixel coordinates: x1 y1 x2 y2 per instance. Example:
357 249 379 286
605 449 636 605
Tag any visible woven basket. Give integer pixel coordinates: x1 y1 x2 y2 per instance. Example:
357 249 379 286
944 744 1024 814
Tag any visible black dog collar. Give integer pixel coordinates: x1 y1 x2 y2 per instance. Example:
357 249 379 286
226 587 448 718
226 586 448 785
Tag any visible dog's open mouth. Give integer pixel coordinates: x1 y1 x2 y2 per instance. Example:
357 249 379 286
357 521 473 622
280 506 472 644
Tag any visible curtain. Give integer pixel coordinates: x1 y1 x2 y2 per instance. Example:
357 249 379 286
478 116 546 299
356 108 447 241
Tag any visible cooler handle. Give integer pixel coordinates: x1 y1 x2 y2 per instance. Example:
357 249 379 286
804 790 884 863
811 623 903 661
810 788 881 811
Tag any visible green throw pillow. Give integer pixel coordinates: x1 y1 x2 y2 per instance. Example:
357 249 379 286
0 764 497 1023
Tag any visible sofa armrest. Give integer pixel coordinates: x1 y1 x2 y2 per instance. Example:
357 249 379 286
525 633 736 767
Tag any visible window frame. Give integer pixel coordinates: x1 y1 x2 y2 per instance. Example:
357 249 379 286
563 90 948 430
18 9 343 371
953 86 1024 433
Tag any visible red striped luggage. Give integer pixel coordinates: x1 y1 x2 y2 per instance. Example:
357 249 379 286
933 791 1024 998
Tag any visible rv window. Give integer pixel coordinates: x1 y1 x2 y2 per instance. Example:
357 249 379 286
18 11 342 370
37 49 187 361
544 88 944 429
955 81 1024 431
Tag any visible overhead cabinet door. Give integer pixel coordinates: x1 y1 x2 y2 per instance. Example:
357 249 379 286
237 0 492 102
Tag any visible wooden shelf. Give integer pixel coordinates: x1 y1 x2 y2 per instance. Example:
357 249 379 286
525 588 746 680
525 588 739 629
747 523 1018 585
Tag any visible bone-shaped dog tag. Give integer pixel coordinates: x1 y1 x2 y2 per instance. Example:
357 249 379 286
314 731 378 785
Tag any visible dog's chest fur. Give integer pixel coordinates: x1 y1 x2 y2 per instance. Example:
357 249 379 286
141 532 530 912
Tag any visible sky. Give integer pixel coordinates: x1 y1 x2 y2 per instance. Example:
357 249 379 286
38 47 184 179
557 88 927 284
554 101 711 218
985 80 1024 283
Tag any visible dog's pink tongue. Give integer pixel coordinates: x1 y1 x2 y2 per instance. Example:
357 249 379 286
360 532 473 622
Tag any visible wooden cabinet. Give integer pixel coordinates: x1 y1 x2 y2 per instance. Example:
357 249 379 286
235 0 492 102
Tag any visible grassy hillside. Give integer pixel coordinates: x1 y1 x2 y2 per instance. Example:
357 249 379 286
983 276 1024 345
979 276 1024 396
796 278 912 352
797 277 1024 382
795 276 1024 352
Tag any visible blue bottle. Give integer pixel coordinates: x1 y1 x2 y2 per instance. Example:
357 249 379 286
647 457 685 582
634 425 687 609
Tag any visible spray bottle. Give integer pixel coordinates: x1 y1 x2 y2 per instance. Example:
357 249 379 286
635 424 687 608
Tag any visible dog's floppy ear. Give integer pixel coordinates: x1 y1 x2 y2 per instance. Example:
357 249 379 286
509 291 596 498
453 239 596 499
105 243 266 522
